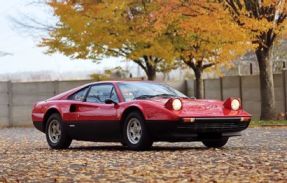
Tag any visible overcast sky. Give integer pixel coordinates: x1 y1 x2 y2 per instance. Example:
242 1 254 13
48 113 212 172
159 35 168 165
0 0 132 75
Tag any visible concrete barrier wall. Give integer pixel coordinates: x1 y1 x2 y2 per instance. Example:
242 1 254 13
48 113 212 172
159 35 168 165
241 76 261 118
11 82 56 126
57 80 91 93
0 73 286 127
204 79 222 100
0 82 9 127
186 80 195 97
222 76 241 100
274 74 285 115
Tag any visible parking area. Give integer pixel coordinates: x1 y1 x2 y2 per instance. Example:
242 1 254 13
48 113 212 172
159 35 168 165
0 128 286 182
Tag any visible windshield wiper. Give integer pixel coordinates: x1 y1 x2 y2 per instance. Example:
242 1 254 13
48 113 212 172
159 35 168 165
134 94 176 100
134 95 155 99
153 94 177 98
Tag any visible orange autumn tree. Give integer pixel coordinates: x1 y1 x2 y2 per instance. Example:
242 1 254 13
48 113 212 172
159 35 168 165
41 0 177 80
147 0 249 98
221 0 287 120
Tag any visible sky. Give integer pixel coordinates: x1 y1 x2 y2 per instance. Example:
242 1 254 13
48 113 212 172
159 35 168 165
0 0 135 77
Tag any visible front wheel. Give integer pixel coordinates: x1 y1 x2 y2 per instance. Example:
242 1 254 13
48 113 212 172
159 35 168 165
202 137 229 148
122 111 153 150
45 113 72 149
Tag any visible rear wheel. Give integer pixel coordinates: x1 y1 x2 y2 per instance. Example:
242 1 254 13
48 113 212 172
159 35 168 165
45 113 72 149
202 137 229 148
122 111 153 150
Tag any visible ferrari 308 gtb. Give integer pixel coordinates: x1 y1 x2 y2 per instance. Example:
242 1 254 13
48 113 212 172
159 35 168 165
32 81 251 150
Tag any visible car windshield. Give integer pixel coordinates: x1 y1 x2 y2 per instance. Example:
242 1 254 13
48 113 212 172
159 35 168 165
118 82 188 102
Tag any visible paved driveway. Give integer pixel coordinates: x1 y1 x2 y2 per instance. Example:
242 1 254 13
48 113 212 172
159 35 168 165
0 128 286 182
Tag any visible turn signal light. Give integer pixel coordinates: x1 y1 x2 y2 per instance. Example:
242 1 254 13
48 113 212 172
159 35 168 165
240 117 251 122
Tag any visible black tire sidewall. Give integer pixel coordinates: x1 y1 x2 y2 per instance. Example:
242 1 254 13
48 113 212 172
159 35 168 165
123 112 152 150
45 113 71 149
202 137 229 148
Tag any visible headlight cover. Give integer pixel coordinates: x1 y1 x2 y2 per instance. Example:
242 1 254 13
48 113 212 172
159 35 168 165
172 99 182 111
224 98 241 111
165 98 183 111
231 99 240 110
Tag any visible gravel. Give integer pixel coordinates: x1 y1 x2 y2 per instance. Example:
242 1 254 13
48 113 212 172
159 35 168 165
0 127 286 182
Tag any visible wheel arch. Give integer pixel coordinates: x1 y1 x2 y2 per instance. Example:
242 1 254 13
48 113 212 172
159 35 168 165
43 108 61 132
120 106 146 127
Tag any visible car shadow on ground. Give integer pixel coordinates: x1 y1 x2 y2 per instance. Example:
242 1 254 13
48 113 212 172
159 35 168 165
66 145 208 152
35 144 285 152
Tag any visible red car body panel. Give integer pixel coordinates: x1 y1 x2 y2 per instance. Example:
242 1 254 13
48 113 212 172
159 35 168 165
32 81 251 142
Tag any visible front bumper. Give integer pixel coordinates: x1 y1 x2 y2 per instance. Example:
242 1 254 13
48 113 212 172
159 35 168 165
146 117 250 141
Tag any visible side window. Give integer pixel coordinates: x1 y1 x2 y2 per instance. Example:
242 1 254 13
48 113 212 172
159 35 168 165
110 87 119 103
69 87 89 101
86 84 119 103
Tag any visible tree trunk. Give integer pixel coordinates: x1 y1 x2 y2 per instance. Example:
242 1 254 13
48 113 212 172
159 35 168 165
182 59 206 99
144 56 157 81
146 68 156 80
194 68 204 99
133 56 157 81
256 48 276 120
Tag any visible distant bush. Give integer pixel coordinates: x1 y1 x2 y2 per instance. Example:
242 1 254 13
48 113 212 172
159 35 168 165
90 67 129 81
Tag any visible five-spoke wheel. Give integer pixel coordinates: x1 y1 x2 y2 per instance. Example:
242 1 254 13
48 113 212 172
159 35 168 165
127 118 142 144
45 113 72 149
48 119 62 144
123 111 153 150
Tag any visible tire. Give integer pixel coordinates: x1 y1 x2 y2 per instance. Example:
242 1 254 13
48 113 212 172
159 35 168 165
202 137 229 148
45 113 72 149
122 111 153 150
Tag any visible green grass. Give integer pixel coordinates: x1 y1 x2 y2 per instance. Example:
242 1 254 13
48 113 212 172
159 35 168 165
249 120 287 127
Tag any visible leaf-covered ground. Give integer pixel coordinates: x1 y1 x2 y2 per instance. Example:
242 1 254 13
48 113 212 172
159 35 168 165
0 128 286 183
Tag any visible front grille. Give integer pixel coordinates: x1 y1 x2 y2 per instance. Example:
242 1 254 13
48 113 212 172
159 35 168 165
177 119 249 133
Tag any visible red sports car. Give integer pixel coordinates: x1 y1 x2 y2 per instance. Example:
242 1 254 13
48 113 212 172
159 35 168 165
32 81 251 150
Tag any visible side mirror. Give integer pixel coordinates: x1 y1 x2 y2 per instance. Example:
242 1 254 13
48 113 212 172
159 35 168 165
105 99 118 105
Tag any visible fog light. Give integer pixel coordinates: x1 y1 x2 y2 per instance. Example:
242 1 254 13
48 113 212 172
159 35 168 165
241 117 251 122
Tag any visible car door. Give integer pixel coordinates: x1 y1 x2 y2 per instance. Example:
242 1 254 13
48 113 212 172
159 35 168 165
63 86 90 122
68 83 121 141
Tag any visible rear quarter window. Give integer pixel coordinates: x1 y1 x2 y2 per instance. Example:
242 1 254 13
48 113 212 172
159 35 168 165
68 87 89 101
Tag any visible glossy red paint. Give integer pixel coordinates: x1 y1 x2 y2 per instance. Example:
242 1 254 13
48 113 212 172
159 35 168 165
32 81 252 140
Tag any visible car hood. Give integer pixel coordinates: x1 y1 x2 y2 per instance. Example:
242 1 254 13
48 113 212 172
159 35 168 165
148 98 250 117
